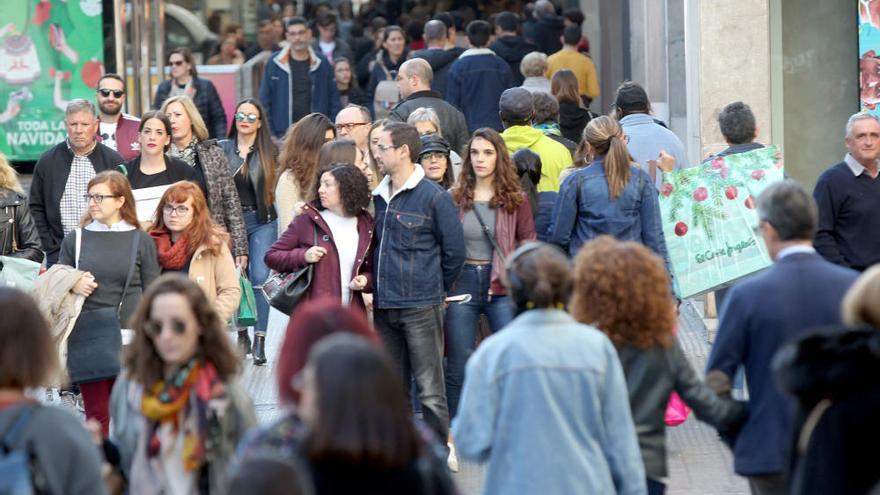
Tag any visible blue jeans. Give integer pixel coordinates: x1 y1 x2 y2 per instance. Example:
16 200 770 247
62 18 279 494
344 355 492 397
444 263 514 419
243 209 276 335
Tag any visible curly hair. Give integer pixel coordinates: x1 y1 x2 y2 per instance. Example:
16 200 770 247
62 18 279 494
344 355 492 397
311 163 372 216
278 113 336 193
124 274 240 386
452 128 523 213
570 236 675 349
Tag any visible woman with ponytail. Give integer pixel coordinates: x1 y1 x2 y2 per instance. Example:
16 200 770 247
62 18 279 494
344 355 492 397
549 116 669 267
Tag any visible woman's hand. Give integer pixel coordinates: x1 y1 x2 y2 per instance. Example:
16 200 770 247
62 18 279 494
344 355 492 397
349 275 367 291
235 255 248 271
304 246 327 263
72 273 97 297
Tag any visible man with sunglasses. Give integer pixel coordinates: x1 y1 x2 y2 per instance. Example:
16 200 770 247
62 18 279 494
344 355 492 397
94 73 140 161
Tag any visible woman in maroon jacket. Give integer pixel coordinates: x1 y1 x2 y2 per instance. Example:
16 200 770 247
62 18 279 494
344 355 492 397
264 163 374 313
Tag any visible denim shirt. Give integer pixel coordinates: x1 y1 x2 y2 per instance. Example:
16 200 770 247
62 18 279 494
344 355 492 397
373 165 465 308
452 309 646 495
549 159 671 270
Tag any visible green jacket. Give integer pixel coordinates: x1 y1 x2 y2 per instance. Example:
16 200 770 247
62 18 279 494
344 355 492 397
502 125 573 192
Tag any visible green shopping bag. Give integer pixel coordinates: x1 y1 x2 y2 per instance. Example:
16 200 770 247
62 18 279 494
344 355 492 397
0 256 41 291
236 273 258 327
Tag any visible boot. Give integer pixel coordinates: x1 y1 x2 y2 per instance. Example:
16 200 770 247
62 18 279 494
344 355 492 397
252 334 267 366
237 330 251 357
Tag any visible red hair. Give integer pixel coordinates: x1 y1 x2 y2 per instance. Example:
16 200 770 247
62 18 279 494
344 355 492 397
276 298 379 404
149 181 229 255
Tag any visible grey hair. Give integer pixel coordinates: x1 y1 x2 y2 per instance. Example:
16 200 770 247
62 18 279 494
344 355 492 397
343 104 371 123
406 107 443 137
718 101 756 145
520 51 548 78
756 180 817 242
65 99 97 118
532 91 559 124
845 111 880 139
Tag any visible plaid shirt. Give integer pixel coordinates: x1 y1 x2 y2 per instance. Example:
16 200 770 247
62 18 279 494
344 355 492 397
59 140 97 235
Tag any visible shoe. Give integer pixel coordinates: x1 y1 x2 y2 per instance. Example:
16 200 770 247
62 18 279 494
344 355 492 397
237 330 252 357
252 334 267 366
447 442 459 473
60 390 84 413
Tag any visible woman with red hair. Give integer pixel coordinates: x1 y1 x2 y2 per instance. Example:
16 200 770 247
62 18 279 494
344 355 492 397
148 181 240 323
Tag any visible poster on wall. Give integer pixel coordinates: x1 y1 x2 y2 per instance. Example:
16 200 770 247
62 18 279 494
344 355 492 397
860 0 880 112
659 147 784 299
0 0 104 161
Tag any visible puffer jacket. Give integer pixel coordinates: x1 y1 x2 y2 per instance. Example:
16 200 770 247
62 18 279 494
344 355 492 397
195 140 249 258
0 187 43 262
501 125 572 192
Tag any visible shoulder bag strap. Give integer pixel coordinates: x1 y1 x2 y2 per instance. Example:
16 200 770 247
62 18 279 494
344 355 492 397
471 205 506 264
9 206 17 252
75 228 82 269
117 232 140 319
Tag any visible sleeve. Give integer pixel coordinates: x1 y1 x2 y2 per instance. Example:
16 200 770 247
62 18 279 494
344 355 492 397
11 202 45 263
57 231 76 267
450 349 497 462
274 173 299 238
515 197 537 244
433 191 465 292
812 173 847 266
258 64 277 136
214 152 249 258
213 243 242 323
28 159 52 253
264 216 310 273
599 340 647 495
584 58 601 97
40 412 109 495
152 82 168 110
548 173 578 253
206 82 229 139
358 219 376 294
705 285 749 378
139 233 161 289
446 65 461 109
638 174 672 275
451 110 470 157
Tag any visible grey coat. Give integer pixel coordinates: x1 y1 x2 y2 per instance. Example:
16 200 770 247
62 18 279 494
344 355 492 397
196 140 249 258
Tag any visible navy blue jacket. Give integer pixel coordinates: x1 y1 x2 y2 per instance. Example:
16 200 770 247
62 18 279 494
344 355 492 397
373 167 465 308
446 48 515 133
706 252 858 476
153 76 228 139
259 46 341 138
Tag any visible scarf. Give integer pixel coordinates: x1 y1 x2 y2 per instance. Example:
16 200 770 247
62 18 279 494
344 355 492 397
150 229 191 270
141 360 225 472
533 122 562 137
170 137 199 167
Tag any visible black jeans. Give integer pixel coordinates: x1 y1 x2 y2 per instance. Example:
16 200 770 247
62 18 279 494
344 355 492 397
374 305 449 440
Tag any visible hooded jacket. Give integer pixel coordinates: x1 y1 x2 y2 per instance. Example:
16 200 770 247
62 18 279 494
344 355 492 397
558 102 593 143
501 125 572 192
410 46 465 98
489 35 538 86
532 15 565 55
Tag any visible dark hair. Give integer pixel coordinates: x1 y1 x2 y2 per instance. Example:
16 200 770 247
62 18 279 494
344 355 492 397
383 122 422 162
503 243 571 310
465 20 491 47
0 288 57 388
228 98 278 206
315 11 337 27
382 25 405 44
563 8 585 26
494 11 519 32
718 101 756 145
138 110 173 152
228 455 313 495
312 163 372 216
512 148 541 218
453 128 523 213
286 16 308 30
756 180 817 241
317 139 358 170
167 47 197 78
562 24 582 46
279 113 336 192
97 73 125 87
333 57 359 90
304 334 423 467
532 91 560 124
432 12 454 30
405 20 424 42
125 274 240 386
614 81 651 116
552 69 581 106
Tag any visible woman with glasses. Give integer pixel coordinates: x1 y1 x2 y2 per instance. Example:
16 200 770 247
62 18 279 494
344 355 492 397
276 113 336 237
153 47 228 139
418 134 454 189
148 181 240 324
109 274 256 494
407 106 462 176
220 98 278 364
57 171 160 436
123 111 198 195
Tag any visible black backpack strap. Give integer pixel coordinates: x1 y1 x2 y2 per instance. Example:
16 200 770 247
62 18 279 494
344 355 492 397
117 232 140 320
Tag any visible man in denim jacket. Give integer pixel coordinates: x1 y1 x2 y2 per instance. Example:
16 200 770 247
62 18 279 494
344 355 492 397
372 122 465 440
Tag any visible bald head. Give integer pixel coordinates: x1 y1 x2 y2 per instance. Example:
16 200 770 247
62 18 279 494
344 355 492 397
398 59 433 98
423 20 447 47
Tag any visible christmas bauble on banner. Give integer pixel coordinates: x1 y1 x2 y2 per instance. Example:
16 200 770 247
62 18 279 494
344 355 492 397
659 146 783 298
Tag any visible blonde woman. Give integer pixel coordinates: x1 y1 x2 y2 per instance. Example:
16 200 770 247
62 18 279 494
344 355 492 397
0 152 42 261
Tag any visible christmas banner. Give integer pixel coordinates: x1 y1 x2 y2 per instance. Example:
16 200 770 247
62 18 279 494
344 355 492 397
659 146 783 298
0 0 104 161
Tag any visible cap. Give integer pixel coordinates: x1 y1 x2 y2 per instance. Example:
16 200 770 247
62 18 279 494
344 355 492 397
614 82 650 112
499 87 534 123
419 134 450 157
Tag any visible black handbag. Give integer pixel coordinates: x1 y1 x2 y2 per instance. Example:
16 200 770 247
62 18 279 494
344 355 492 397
262 226 317 315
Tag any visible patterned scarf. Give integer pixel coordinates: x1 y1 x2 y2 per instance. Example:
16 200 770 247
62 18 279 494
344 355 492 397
140 360 225 472
533 122 562 137
149 229 191 270
170 137 199 167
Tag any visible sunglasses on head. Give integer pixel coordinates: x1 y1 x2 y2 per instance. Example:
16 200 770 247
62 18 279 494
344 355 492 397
143 317 188 339
235 112 258 123
97 89 124 98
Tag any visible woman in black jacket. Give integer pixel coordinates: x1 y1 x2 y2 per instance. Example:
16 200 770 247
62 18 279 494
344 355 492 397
153 47 228 139
552 69 594 143
0 152 42 262
366 26 408 118
123 111 197 194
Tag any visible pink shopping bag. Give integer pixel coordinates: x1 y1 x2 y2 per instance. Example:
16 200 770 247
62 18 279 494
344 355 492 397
665 391 691 426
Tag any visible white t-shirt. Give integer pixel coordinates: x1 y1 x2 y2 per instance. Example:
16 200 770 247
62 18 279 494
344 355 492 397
319 209 359 305
99 121 118 151
319 40 336 61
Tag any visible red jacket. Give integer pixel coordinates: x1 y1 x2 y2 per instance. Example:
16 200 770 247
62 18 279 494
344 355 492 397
458 193 536 296
265 203 374 312
96 113 141 162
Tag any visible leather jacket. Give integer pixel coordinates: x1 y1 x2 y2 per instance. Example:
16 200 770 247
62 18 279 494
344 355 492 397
0 187 44 263
218 139 277 225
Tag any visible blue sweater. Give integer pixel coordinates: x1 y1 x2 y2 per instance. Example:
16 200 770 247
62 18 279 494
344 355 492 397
446 48 515 133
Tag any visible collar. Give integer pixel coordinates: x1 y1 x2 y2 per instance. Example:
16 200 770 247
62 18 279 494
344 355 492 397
373 164 426 203
405 89 442 101
843 153 880 177
85 219 137 232
66 138 97 158
618 113 655 126
459 47 495 58
777 244 815 260
273 44 320 72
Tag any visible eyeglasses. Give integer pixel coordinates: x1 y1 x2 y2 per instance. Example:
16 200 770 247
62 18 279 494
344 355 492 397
143 317 188 339
375 143 400 152
235 112 258 123
336 122 369 132
97 89 124 98
421 151 447 161
169 60 186 67
83 194 120 204
163 204 191 216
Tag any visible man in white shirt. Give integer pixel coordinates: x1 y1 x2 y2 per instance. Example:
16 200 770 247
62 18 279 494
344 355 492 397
94 74 141 161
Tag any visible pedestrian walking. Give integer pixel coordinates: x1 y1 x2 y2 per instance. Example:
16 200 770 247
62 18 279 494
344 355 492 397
94 73 141 161
418 134 455 189
532 91 578 157
490 12 539 87
519 51 552 95
333 58 368 108
153 48 228 139
123 111 197 192
366 26 409 119
410 20 464 98
547 25 601 105
406 106 463 174
0 152 42 262
552 69 593 144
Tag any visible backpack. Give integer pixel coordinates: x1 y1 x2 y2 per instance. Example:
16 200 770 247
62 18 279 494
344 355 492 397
0 405 47 494
373 55 399 119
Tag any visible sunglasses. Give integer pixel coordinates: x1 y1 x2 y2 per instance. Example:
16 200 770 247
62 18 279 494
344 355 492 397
169 60 186 67
235 112 258 123
143 317 188 339
97 89 124 98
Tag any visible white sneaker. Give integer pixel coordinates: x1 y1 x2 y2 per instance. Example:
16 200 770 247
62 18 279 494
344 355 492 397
447 442 460 473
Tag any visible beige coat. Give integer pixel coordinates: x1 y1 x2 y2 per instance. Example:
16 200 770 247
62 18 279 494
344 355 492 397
188 241 240 323
30 264 86 382
274 169 304 237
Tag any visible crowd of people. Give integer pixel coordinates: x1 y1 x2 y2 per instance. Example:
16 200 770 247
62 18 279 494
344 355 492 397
0 1 879 494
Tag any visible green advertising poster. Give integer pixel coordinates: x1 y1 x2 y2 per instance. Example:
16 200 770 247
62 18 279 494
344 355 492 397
659 147 784 298
0 0 104 161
